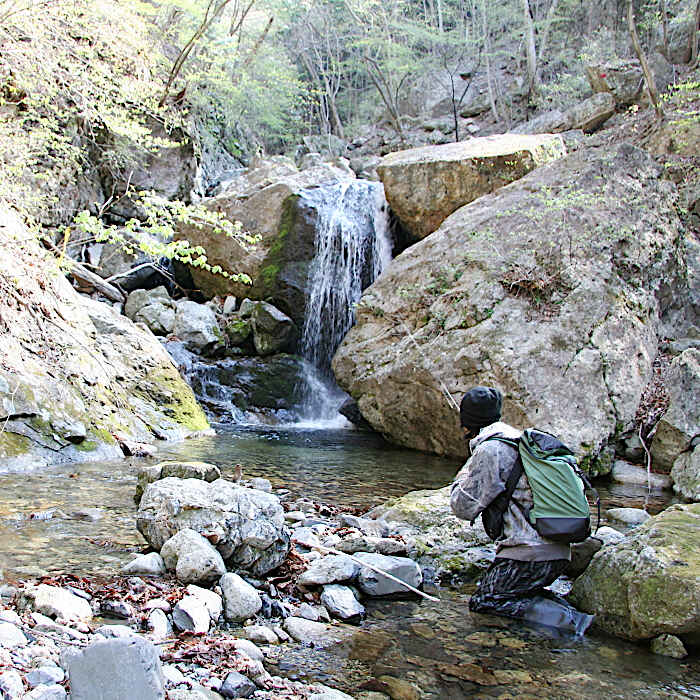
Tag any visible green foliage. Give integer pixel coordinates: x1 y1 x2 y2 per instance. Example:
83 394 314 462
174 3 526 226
66 192 259 283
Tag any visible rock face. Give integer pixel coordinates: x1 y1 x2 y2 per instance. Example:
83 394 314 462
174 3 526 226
376 134 566 240
136 477 289 576
176 156 354 313
570 504 700 642
513 93 615 135
333 144 686 468
585 54 674 107
671 445 700 502
0 207 209 470
652 349 699 470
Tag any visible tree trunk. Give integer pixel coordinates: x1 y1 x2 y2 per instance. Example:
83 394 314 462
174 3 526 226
480 0 500 121
536 0 561 83
520 0 538 97
627 0 664 120
660 0 669 59
691 0 700 66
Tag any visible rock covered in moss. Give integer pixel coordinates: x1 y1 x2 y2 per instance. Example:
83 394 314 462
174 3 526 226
570 503 700 641
650 634 688 659
367 487 492 582
137 477 289 576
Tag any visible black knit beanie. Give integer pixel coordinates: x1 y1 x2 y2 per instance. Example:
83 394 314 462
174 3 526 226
460 386 503 430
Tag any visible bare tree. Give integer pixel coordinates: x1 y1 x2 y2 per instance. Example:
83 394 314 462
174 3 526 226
627 0 664 120
160 0 255 107
691 0 700 66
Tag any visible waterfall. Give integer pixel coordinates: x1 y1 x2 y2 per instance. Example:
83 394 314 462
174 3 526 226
295 180 392 423
300 180 392 371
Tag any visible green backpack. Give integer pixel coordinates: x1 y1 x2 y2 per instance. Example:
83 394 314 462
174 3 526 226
482 428 599 544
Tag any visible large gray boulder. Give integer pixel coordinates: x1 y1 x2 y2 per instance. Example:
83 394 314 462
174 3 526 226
513 93 615 136
124 287 173 320
376 134 566 240
652 349 700 470
137 477 289 576
250 301 295 355
173 300 222 354
64 636 165 700
333 144 686 471
135 461 221 504
570 503 700 643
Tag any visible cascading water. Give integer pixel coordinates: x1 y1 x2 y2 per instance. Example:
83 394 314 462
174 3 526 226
294 180 392 423
169 179 392 427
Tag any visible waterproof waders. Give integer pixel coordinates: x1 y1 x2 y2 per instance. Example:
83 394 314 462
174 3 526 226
469 558 594 635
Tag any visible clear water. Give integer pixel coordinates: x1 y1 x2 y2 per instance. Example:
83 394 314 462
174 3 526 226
0 426 697 698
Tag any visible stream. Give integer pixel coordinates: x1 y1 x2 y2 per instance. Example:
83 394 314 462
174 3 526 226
0 426 698 698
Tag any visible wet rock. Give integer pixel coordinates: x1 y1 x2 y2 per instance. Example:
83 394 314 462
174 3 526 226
220 573 262 622
100 600 134 620
297 554 359 586
173 594 211 634
606 508 651 526
321 585 365 620
570 503 700 641
650 634 687 659
283 617 348 647
653 350 700 470
21 585 92 624
64 635 165 700
224 317 252 347
137 477 289 576
161 528 226 586
173 300 223 354
376 676 420 700
220 670 256 698
671 444 700 503
377 134 565 240
355 553 422 597
611 461 671 490
250 302 295 356
122 553 167 576
0 622 27 649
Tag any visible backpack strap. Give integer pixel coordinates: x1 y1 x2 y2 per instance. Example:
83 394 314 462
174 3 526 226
472 436 525 531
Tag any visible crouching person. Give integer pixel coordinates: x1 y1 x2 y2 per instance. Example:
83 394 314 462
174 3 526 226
450 386 594 636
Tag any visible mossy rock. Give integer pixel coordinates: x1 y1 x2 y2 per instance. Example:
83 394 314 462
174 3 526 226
570 503 700 642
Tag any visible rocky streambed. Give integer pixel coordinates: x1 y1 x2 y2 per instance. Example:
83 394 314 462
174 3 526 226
1 427 698 700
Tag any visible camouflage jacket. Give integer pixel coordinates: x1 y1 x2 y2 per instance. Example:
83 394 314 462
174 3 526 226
450 421 570 562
